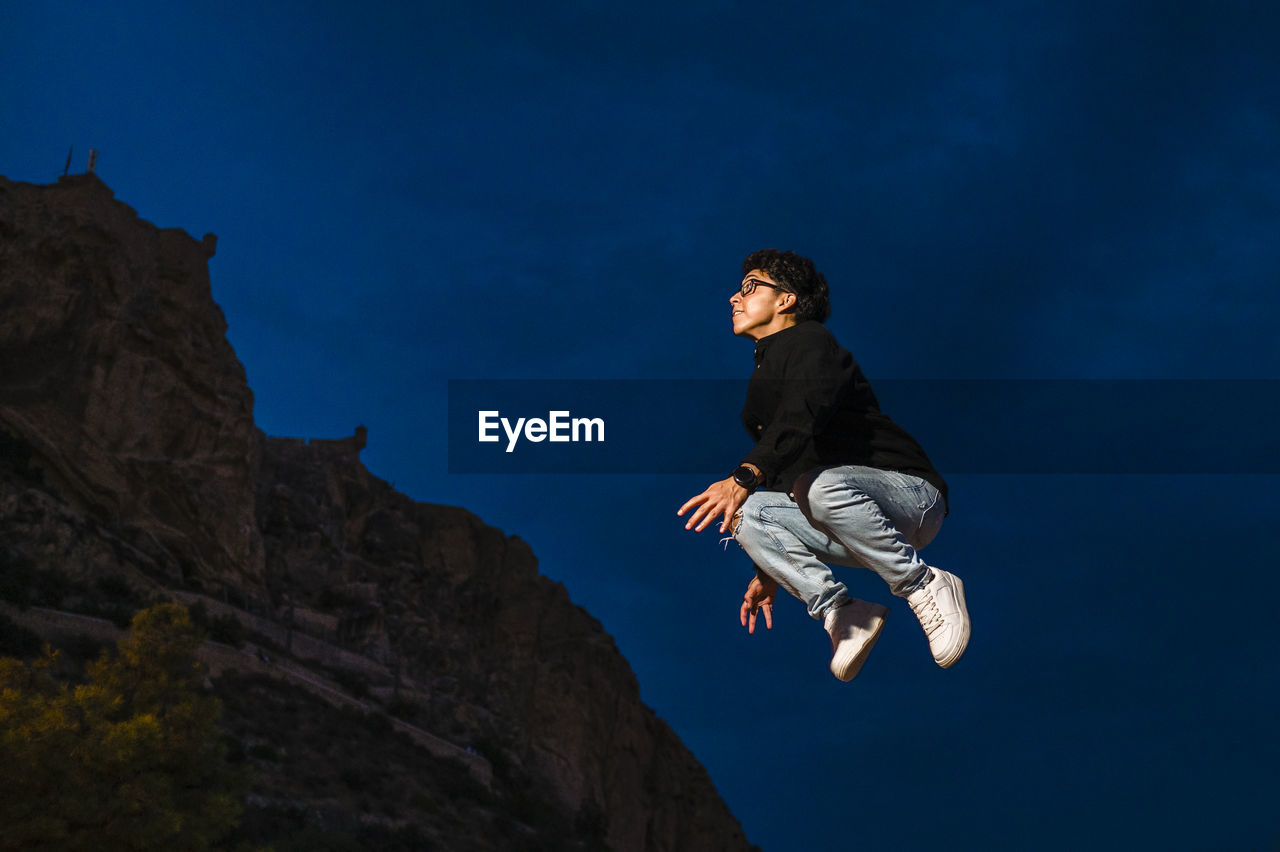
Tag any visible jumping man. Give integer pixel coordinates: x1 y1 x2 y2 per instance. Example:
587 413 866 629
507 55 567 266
677 249 970 680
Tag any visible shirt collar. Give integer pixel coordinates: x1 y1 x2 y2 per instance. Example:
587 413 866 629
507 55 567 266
752 321 805 364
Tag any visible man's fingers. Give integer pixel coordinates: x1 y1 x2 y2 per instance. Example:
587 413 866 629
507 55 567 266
694 507 723 532
677 493 707 517
690 502 716 531
685 503 714 530
742 594 772 634
681 479 744 531
718 506 739 534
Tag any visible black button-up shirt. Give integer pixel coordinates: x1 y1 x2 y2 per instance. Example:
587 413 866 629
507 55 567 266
740 321 948 505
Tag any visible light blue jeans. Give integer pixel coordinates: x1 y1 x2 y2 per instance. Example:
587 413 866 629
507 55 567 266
731 465 947 620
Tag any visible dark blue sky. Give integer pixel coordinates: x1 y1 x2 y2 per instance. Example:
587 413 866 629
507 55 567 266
4 2 1279 848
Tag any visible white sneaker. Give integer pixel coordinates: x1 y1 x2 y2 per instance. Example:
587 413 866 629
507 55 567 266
906 569 970 668
824 599 889 681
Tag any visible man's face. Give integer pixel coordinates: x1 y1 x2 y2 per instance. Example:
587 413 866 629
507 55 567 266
730 269 793 340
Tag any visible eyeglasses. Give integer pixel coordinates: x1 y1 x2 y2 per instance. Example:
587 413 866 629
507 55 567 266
737 277 792 297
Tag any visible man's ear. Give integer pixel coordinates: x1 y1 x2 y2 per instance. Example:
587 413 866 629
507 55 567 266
778 292 796 312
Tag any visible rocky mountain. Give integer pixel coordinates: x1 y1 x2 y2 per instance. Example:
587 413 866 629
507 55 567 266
0 173 757 851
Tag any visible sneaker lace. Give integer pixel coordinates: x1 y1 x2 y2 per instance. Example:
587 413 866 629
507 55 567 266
911 590 944 637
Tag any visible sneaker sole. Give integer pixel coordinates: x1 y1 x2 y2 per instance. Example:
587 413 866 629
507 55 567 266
830 615 886 682
935 575 970 668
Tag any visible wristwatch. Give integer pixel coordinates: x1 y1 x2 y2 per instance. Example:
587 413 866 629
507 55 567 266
732 464 763 491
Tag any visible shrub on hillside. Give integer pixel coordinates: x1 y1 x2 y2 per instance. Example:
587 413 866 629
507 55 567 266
0 603 251 849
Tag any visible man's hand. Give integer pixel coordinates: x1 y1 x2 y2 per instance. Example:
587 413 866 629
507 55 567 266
678 477 749 533
740 572 778 634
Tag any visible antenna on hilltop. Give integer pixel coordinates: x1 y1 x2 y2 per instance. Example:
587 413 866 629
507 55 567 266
63 146 73 177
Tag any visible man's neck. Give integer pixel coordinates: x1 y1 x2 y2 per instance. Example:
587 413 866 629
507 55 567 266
749 317 799 342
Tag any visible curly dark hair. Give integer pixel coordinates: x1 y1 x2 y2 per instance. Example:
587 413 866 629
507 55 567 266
741 249 831 324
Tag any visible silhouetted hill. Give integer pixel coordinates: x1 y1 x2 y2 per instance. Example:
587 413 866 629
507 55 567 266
0 173 758 852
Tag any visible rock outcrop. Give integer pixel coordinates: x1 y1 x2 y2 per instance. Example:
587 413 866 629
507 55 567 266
0 174 263 591
0 173 757 852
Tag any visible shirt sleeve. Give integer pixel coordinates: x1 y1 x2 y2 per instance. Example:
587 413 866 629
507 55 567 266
741 332 850 490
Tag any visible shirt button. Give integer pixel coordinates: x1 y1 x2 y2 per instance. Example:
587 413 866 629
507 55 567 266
756 425 763 432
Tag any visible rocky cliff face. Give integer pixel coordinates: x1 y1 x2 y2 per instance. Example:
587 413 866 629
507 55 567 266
0 174 757 852
0 174 261 590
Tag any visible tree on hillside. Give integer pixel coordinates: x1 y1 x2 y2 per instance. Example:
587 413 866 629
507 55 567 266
0 603 249 851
